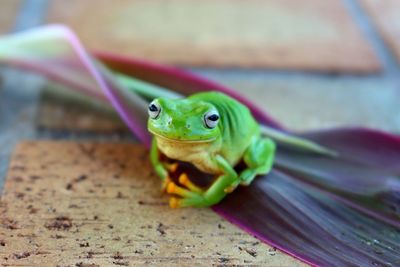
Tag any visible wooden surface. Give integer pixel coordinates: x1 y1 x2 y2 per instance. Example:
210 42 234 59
45 0 380 73
0 0 21 34
0 141 305 266
361 0 400 63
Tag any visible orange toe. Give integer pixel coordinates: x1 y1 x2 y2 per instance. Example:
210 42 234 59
169 197 180 208
166 182 176 194
161 176 171 192
169 163 179 173
178 173 203 193
179 173 189 184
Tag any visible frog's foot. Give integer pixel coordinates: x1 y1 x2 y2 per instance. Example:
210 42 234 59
159 163 180 192
224 170 258 192
160 176 172 192
169 196 209 208
166 181 201 198
178 173 204 193
165 162 179 173
239 169 258 186
166 178 210 208
223 180 240 193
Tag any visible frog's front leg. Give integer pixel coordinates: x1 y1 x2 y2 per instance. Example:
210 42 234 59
239 137 275 186
222 138 275 193
151 138 175 191
167 155 239 208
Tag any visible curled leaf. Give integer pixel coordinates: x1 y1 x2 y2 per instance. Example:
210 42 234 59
0 25 151 144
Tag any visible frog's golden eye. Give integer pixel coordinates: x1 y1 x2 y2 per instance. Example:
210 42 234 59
148 100 161 119
204 110 220 129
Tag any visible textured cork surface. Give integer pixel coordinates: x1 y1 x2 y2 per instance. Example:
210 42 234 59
361 0 400 63
46 0 379 72
0 141 305 266
0 0 21 34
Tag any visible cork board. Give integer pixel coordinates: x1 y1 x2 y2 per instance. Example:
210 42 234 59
361 0 400 63
46 0 380 73
0 141 305 266
0 0 21 34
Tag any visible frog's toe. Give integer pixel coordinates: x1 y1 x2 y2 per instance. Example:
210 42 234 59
169 197 199 208
166 162 179 173
166 181 202 199
161 176 172 192
239 169 257 186
224 184 237 193
169 197 181 208
166 179 219 208
178 173 204 193
223 179 241 193
169 196 212 208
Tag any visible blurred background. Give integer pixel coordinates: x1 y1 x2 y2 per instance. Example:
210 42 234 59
0 0 400 184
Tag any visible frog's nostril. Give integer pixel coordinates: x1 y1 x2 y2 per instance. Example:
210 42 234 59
167 118 172 126
186 124 191 129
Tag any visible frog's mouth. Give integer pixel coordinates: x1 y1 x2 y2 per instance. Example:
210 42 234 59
149 130 216 143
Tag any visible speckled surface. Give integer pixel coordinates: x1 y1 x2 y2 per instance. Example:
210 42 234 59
0 141 305 266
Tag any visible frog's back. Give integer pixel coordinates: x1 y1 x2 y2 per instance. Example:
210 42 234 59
188 92 260 164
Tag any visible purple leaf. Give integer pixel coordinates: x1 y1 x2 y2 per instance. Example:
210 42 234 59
276 128 400 227
1 25 399 266
214 170 400 266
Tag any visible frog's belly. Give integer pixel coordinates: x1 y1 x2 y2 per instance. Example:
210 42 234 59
155 137 221 174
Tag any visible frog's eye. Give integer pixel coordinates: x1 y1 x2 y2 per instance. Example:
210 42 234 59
204 110 220 129
148 101 161 119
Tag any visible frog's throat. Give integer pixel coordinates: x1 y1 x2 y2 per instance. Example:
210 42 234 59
149 130 216 144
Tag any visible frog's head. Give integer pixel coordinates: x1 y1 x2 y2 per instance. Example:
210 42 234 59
147 97 220 142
